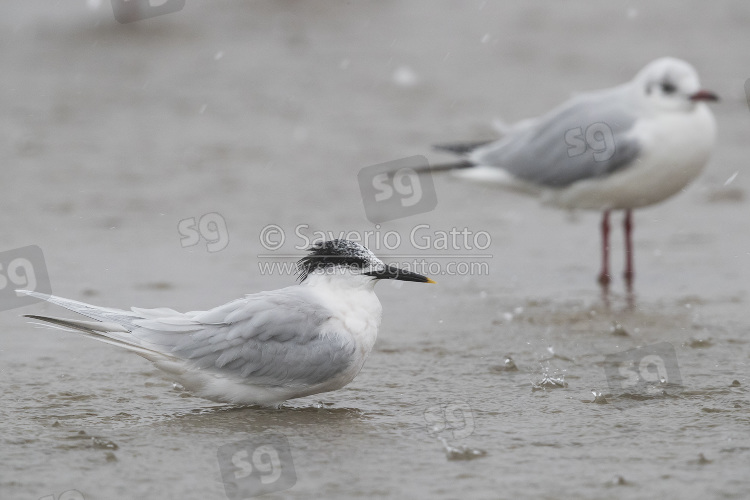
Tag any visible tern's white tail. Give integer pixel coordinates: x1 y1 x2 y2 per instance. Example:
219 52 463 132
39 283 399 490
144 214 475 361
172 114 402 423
19 290 177 361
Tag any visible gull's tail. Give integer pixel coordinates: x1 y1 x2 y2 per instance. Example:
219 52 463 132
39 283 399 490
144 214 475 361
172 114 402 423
432 140 492 156
19 290 176 361
415 160 475 174
409 140 493 175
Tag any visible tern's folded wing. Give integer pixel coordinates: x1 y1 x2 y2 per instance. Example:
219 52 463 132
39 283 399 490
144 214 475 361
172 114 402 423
135 287 355 387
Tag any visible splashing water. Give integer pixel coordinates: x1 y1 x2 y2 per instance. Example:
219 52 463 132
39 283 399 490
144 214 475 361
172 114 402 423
437 437 487 461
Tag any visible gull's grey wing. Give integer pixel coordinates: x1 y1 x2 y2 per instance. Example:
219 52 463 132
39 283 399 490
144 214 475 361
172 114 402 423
470 87 641 188
135 287 355 388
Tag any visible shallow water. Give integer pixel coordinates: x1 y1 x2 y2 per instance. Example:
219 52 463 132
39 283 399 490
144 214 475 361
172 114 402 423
1 2 749 499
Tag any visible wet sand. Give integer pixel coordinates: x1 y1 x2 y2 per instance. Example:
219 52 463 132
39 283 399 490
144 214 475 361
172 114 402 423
1 2 749 499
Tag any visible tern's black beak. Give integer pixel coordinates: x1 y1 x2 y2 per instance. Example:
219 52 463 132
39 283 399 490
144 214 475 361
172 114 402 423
366 265 436 284
689 89 719 102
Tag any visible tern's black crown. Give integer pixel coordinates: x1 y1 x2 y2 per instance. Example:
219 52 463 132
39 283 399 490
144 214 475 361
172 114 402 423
297 239 381 282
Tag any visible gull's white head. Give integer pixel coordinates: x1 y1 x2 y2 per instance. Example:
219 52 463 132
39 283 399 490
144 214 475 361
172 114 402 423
633 57 718 112
297 238 435 287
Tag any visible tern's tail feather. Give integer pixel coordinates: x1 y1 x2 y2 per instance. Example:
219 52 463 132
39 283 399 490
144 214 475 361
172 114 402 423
24 314 170 359
19 290 176 361
20 290 144 329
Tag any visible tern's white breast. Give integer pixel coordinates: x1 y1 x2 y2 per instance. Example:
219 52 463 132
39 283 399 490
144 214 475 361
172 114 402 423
306 275 383 388
317 280 382 357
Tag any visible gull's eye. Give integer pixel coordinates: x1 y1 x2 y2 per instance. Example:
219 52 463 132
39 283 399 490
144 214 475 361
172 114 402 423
661 81 677 94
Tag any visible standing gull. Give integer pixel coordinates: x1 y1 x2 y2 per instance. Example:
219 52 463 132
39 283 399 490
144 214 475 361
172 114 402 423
21 239 434 407
432 57 718 288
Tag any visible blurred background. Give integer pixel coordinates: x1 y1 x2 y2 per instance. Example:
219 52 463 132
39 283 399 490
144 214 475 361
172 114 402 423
1 2 748 499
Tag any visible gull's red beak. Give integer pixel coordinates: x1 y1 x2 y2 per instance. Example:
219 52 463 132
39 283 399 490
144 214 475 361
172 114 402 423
690 90 719 102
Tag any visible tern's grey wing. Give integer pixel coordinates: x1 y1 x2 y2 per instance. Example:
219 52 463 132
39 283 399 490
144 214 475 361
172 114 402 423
471 88 641 188
135 287 354 387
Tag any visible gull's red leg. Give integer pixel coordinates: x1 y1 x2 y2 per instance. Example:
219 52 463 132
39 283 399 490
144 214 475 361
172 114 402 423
623 209 634 286
597 210 611 287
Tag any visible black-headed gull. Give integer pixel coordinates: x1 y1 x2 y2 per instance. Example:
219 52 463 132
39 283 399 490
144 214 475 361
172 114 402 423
432 57 718 288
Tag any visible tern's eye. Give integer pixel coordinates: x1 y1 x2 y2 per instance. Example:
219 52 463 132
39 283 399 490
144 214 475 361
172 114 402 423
660 81 677 94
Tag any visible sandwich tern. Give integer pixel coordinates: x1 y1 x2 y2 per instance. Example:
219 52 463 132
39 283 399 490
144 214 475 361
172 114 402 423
431 57 718 288
21 239 434 407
